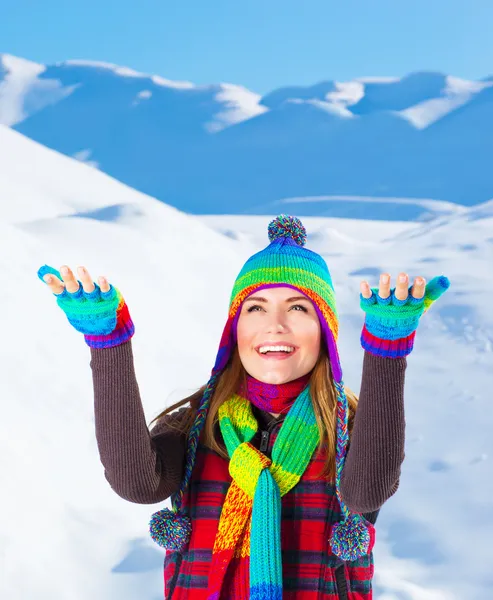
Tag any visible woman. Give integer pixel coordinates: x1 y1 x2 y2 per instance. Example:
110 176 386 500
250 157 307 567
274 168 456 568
38 215 449 600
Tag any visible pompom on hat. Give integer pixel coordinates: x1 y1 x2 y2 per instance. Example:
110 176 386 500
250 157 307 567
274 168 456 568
149 214 372 561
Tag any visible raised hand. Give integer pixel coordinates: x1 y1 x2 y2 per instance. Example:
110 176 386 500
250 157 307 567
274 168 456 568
359 272 450 358
37 264 135 349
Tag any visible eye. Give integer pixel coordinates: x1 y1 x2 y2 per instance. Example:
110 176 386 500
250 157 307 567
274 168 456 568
290 304 308 312
247 304 308 312
246 304 263 312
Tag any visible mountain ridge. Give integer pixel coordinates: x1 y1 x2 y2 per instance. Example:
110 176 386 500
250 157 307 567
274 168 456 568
1 53 492 216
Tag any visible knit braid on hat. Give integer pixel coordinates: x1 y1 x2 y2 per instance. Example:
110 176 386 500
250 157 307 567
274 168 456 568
149 214 371 562
148 371 220 551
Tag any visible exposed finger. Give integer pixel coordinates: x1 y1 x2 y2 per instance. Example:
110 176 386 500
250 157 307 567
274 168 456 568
360 281 372 299
60 265 80 294
43 273 65 295
411 276 426 299
378 273 391 299
77 266 96 293
395 272 409 301
98 276 111 293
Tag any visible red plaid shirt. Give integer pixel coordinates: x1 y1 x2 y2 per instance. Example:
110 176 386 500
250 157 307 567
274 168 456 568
163 413 378 599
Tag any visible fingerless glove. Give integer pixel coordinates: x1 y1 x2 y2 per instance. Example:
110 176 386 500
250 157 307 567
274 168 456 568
37 264 135 349
360 275 450 358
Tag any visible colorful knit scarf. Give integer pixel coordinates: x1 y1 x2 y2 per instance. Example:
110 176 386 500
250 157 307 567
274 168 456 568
206 385 319 600
238 372 311 414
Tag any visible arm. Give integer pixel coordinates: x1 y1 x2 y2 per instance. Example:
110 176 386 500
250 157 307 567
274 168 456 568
37 265 187 503
343 273 450 513
90 340 186 504
340 351 406 513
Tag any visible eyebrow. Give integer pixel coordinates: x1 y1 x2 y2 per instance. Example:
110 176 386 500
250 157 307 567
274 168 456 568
244 295 310 303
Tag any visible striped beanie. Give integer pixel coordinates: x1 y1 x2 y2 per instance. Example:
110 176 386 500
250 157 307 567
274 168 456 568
149 214 371 561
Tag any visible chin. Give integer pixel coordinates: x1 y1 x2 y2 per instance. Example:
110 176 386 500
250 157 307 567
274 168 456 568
253 370 295 385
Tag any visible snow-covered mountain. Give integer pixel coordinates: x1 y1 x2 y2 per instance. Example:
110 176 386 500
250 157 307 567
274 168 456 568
1 53 492 216
1 124 493 599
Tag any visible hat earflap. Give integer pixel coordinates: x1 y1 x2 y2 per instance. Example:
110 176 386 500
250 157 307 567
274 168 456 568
149 371 221 550
329 380 371 561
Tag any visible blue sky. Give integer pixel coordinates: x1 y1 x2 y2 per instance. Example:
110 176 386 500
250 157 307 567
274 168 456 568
2 0 492 94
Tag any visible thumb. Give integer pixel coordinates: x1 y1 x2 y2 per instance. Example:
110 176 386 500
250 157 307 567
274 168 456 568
37 264 62 284
424 275 450 304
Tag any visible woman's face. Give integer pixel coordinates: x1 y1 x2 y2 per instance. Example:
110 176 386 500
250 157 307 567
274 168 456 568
236 286 321 385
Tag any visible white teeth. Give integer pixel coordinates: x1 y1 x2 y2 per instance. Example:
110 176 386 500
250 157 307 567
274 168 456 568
258 345 295 354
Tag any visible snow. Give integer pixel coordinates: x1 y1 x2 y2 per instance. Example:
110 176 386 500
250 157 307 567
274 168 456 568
63 59 195 90
137 90 152 99
205 83 268 132
131 90 153 108
325 80 366 107
356 76 402 84
2 116 493 600
150 75 195 90
0 54 74 126
0 126 140 222
288 98 355 119
400 75 493 129
62 59 149 79
0 53 46 79
72 148 100 168
281 194 468 218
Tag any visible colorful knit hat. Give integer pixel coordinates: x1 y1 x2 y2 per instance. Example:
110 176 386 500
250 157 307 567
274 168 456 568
149 214 371 561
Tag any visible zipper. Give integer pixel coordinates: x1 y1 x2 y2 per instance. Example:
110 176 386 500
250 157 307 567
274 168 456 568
260 430 270 452
335 563 349 599
259 417 284 457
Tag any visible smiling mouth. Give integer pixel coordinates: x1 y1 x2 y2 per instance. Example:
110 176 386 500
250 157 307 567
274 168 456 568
256 345 298 359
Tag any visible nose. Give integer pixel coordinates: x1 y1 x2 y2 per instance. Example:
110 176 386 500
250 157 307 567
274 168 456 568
265 309 289 334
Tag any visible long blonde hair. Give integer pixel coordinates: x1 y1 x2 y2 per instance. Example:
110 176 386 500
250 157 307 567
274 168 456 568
149 344 358 480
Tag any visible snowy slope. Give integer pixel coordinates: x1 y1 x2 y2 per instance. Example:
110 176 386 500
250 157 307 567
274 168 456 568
1 53 493 214
2 128 493 599
0 126 248 600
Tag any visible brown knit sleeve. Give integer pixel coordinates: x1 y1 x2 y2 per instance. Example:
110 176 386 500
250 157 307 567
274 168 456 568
90 340 186 504
340 351 407 513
